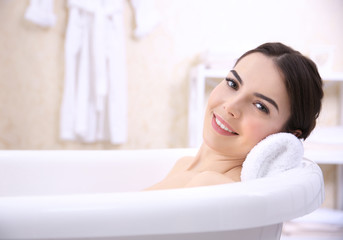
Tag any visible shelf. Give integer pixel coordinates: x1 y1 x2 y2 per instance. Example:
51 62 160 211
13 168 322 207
318 71 343 82
306 126 343 145
304 126 343 165
281 208 343 239
303 126 343 210
201 65 343 82
304 143 343 165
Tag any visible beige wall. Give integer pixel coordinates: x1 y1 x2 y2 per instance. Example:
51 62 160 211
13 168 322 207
0 0 342 207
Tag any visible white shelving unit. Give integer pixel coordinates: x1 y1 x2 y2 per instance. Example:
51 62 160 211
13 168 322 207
188 64 343 209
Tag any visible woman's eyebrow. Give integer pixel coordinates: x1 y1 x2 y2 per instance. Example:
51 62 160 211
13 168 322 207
230 70 243 85
254 93 279 112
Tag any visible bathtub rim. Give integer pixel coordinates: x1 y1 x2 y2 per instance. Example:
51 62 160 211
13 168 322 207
0 153 324 239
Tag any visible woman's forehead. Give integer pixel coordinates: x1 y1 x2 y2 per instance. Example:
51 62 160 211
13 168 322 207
233 53 283 86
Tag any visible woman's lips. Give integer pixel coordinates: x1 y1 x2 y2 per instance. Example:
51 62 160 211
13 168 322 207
212 114 239 136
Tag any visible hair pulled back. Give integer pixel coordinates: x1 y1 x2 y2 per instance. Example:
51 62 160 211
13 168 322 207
235 42 323 139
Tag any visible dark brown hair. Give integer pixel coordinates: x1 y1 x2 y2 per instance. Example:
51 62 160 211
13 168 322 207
235 42 323 140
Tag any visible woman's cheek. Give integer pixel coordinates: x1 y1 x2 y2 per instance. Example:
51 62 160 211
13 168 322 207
243 119 271 144
245 118 285 147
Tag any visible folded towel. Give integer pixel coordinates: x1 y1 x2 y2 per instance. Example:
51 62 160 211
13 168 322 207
24 0 56 27
241 133 303 181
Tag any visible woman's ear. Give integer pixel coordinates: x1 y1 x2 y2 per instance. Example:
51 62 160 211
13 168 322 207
292 130 302 138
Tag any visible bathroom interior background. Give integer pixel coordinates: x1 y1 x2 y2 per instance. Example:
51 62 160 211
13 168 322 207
0 0 342 208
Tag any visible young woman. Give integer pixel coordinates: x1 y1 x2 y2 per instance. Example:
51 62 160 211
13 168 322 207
146 42 323 190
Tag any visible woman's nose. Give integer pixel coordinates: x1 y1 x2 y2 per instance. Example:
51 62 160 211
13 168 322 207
223 100 241 119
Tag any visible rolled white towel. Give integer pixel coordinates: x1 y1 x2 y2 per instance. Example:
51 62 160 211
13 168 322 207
241 133 303 181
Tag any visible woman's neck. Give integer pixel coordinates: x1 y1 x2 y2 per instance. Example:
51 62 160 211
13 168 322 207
186 143 245 174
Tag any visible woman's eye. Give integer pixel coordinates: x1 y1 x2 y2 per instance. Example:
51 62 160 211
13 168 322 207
255 102 270 114
225 78 238 90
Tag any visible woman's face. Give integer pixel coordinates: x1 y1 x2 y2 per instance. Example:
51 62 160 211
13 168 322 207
203 52 291 159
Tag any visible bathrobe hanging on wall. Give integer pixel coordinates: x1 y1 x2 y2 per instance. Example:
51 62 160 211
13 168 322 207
24 0 160 144
60 0 128 144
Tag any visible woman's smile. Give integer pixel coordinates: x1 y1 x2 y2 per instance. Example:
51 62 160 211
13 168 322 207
146 42 323 191
203 53 292 157
212 113 239 136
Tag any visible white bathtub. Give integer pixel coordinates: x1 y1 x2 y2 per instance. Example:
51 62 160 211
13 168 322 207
0 149 324 240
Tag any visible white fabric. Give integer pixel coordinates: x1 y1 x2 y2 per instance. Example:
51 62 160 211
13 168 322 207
188 64 206 148
130 0 160 39
241 133 303 181
60 0 127 144
25 0 160 144
24 0 56 27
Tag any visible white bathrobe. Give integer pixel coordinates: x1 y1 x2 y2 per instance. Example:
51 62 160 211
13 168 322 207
59 0 128 144
25 0 160 144
188 64 206 148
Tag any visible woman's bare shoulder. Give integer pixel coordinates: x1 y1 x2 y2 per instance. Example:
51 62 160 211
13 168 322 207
144 156 195 190
167 156 194 175
185 171 235 188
